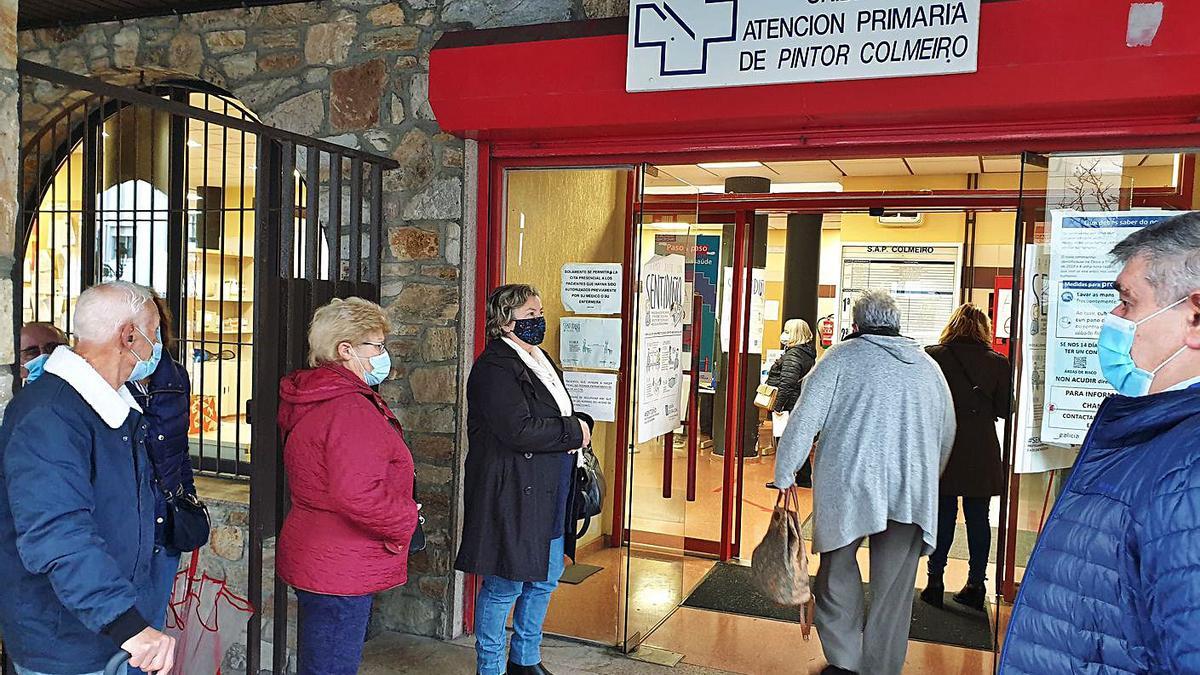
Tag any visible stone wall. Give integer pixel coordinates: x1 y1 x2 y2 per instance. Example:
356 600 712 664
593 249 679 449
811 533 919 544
16 0 627 653
0 0 15 412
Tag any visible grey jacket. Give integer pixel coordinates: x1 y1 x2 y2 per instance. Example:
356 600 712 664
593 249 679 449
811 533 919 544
774 334 956 555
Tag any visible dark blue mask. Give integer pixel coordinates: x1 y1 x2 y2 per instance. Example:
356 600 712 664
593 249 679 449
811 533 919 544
512 316 546 345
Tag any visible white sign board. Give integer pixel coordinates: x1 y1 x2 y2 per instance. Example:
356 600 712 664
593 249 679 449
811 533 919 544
627 0 980 92
838 244 961 346
996 288 1013 340
562 263 623 315
563 371 619 423
636 254 687 444
720 267 767 354
1013 245 1075 474
560 317 623 371
1041 211 1182 445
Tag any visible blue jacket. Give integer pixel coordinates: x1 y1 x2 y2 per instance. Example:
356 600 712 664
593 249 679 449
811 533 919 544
1000 384 1200 674
128 355 195 547
0 348 157 673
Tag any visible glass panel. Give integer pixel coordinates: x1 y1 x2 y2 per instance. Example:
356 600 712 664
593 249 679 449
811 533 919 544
501 166 634 646
623 164 708 650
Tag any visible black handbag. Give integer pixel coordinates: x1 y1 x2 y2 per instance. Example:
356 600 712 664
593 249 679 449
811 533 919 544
409 481 427 554
574 445 605 538
163 486 211 552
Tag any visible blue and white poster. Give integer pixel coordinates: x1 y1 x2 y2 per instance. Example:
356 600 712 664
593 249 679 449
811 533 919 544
1041 211 1182 446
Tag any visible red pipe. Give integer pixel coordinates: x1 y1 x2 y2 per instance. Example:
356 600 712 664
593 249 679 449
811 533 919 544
662 432 674 499
720 211 749 562
687 294 702 502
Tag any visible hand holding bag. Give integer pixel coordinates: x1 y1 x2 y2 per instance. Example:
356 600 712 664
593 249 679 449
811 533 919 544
164 486 211 553
574 444 606 538
750 487 816 639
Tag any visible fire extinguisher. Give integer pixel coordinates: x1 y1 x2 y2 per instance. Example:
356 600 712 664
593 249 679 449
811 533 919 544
818 314 836 348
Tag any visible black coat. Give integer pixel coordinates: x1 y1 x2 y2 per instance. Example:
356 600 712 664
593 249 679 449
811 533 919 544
925 340 1012 497
454 339 591 582
766 343 816 413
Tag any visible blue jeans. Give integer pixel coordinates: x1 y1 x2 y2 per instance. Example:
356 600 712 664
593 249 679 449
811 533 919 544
474 537 565 675
295 590 373 675
928 496 991 585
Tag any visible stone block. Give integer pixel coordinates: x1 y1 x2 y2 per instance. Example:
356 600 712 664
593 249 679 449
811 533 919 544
304 14 357 66
583 0 628 19
407 433 455 463
363 28 421 52
258 29 301 50
392 128 433 190
330 58 386 131
263 89 325 137
442 0 573 29
367 3 408 26
389 94 406 125
410 365 457 404
168 34 203 75
184 7 262 31
409 72 435 121
391 282 459 321
422 326 457 362
0 280 11 366
205 30 247 55
221 52 259 81
389 225 439 261
397 404 456 435
258 51 302 73
442 146 464 169
402 178 461 220
233 76 300 110
422 264 458 282
210 525 245 561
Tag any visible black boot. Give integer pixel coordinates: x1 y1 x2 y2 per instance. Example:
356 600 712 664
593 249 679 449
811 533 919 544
820 666 857 675
953 582 987 611
920 580 945 609
506 663 554 675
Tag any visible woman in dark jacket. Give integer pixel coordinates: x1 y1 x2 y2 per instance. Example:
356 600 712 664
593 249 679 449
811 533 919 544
456 284 593 675
766 318 816 485
126 293 201 652
922 303 1011 611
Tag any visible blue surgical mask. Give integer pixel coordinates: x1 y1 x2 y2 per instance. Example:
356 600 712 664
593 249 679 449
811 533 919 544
127 327 163 383
356 349 392 386
24 353 49 384
1097 298 1188 397
512 316 547 346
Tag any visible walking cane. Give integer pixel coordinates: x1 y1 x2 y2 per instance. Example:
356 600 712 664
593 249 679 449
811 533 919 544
104 651 130 675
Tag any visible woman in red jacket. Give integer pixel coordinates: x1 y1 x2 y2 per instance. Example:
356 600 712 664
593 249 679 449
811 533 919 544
277 297 419 675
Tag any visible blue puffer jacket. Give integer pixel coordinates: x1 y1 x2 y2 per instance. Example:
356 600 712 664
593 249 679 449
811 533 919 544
1000 384 1200 674
127 355 195 548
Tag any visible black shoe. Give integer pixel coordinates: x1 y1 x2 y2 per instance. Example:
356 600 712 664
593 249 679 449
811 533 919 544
820 666 857 675
953 582 987 611
506 663 554 675
920 582 945 609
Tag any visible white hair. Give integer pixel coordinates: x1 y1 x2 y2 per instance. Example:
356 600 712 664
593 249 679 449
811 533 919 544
1111 212 1200 305
853 290 902 331
73 281 156 343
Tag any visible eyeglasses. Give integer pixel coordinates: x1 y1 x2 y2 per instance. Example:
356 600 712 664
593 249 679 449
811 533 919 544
20 342 64 362
360 341 386 356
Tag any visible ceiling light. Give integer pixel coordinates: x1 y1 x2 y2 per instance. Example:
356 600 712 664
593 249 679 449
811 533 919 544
186 139 202 148
698 161 764 170
771 182 844 193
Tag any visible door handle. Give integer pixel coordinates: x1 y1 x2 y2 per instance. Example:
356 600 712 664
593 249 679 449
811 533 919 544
662 431 674 499
687 294 702 502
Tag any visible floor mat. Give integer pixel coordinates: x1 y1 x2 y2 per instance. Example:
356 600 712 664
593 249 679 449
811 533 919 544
559 563 603 585
800 515 1037 564
681 563 994 651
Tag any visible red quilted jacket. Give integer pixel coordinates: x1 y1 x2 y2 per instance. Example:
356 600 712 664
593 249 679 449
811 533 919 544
276 364 418 595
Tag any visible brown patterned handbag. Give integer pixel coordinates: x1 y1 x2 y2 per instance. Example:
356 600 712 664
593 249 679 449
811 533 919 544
750 487 816 639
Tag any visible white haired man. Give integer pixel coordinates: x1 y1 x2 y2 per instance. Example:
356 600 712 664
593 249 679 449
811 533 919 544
1001 212 1200 673
774 290 955 675
0 282 176 674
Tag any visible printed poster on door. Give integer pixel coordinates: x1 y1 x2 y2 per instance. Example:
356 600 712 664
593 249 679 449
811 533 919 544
561 263 623 315
1041 211 1182 446
636 254 686 444
563 371 619 423
720 267 767 354
560 317 622 371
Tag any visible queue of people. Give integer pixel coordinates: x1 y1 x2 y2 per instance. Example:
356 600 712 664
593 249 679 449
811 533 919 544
0 212 1198 675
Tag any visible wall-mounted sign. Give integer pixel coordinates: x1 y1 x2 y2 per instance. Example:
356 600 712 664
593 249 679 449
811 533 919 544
837 244 961 346
636 254 686 443
562 263 623 315
560 317 623 371
563 371 619 423
627 0 981 93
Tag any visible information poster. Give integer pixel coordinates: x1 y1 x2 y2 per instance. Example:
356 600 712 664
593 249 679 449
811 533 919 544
693 235 721 389
720 267 767 354
636 254 686 444
1041 211 1179 445
561 263 622 315
563 371 619 423
1013 245 1075 473
560 317 622 371
838 244 961 346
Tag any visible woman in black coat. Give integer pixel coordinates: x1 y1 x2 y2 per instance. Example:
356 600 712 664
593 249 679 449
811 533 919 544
921 303 1011 612
766 318 816 485
455 284 593 675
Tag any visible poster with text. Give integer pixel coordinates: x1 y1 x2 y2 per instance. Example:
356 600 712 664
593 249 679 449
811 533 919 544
1041 211 1181 446
838 244 961 346
1014 245 1075 473
561 263 622 315
563 371 619 423
636 254 686 444
720 267 767 354
560 317 622 371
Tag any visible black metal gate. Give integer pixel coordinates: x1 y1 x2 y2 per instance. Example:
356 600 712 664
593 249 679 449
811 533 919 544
14 60 396 672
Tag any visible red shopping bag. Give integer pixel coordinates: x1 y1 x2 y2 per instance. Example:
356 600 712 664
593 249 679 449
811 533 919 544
164 550 256 675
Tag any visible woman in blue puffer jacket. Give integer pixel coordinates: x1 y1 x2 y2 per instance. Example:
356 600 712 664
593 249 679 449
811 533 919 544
126 293 200 646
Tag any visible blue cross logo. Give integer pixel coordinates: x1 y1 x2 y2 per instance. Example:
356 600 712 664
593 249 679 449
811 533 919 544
633 0 738 77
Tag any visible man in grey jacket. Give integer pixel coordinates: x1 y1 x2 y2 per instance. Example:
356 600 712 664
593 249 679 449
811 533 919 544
775 290 956 675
